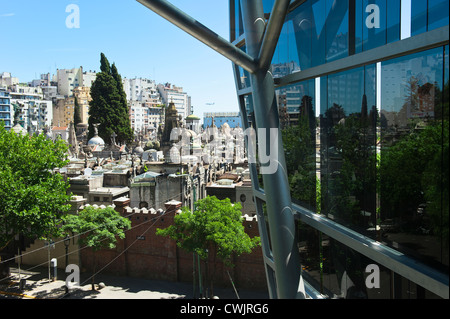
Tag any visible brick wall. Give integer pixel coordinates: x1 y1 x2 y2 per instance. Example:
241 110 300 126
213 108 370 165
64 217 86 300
79 199 267 291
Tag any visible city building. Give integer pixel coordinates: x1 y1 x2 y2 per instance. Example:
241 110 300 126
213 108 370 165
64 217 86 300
8 84 52 133
52 96 76 129
139 0 449 299
157 83 191 119
0 72 19 87
123 77 162 105
129 100 164 133
73 86 92 124
0 87 12 129
203 112 242 129
56 67 96 97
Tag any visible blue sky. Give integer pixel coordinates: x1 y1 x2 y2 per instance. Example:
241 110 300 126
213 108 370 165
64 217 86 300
0 0 239 116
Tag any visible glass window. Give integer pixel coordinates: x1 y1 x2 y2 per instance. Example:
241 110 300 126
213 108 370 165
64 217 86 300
285 2 313 71
428 0 449 31
325 0 349 62
278 79 317 210
386 0 401 44
355 0 401 52
233 0 244 41
411 0 427 36
380 47 448 271
362 0 386 51
320 66 377 235
296 220 394 298
262 0 275 14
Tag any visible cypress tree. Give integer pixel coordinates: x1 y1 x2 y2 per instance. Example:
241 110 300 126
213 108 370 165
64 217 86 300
88 53 133 145
73 96 82 126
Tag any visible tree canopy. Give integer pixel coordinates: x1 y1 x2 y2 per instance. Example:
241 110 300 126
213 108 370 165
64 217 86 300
62 206 131 251
88 53 133 145
0 123 71 251
157 196 260 267
73 96 82 127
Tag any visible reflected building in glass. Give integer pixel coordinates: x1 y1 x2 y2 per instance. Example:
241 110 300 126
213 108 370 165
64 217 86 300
230 0 448 299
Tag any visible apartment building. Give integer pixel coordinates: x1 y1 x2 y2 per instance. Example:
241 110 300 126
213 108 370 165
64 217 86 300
157 83 191 120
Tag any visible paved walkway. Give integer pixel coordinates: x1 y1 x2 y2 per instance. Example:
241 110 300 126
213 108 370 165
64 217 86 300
0 267 269 299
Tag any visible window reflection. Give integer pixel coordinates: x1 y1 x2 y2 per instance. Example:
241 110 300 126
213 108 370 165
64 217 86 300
232 0 448 299
411 0 449 36
278 48 448 297
321 66 378 235
380 47 448 271
428 0 449 31
278 80 317 210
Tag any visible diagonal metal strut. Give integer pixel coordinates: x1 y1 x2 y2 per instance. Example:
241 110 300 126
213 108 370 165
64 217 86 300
136 0 258 74
136 0 303 299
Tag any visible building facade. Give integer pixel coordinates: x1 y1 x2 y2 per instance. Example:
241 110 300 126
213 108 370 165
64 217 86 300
56 67 96 97
229 0 449 299
73 86 92 125
157 83 191 119
8 85 52 133
0 88 12 129
52 96 75 128
203 112 242 129
123 77 162 105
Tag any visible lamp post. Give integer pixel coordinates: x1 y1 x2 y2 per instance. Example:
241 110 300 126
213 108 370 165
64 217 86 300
64 235 70 295
64 235 70 268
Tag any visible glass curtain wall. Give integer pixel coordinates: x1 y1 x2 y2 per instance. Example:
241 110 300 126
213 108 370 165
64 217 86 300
232 0 448 299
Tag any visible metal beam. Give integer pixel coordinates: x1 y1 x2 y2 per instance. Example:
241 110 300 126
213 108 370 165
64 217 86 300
240 0 305 299
136 0 258 74
293 204 449 299
258 0 292 71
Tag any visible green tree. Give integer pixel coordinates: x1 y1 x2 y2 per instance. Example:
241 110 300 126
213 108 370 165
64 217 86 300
73 96 82 126
88 53 133 145
156 196 260 295
0 123 71 252
380 121 448 229
62 206 131 289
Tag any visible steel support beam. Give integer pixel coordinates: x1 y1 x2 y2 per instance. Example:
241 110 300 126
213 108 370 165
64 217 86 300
257 0 291 71
136 0 258 74
240 0 305 299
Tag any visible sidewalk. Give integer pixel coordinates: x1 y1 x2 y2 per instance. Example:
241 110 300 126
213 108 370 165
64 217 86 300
0 266 269 299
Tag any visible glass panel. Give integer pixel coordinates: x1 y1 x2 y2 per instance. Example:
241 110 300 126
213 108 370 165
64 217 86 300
380 47 448 272
325 0 349 62
232 0 244 41
362 0 387 51
297 220 393 298
428 0 449 31
262 0 275 14
237 45 251 89
320 66 378 235
386 0 401 44
279 79 318 210
311 0 328 67
286 1 313 71
411 0 427 36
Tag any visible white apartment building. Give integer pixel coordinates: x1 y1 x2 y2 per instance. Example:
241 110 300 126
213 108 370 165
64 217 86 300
9 85 52 133
56 67 96 97
157 83 191 120
129 100 164 133
122 77 162 105
0 72 19 87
